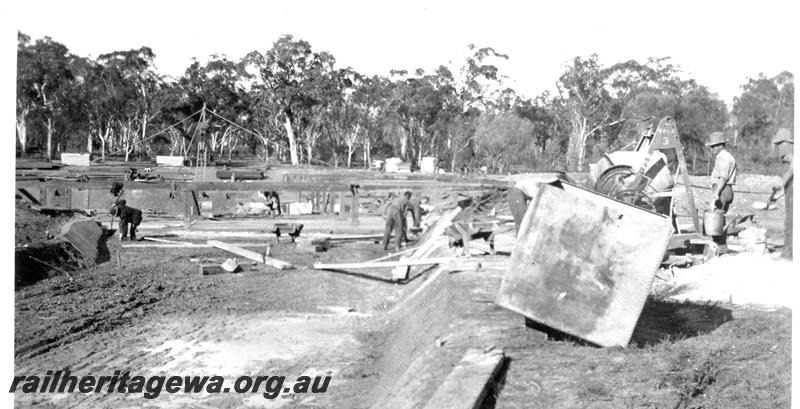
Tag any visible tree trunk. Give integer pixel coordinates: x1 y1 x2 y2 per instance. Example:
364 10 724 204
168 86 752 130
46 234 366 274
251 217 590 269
400 131 408 159
46 117 54 161
16 108 28 156
347 143 354 168
566 116 589 172
283 115 299 165
140 112 148 158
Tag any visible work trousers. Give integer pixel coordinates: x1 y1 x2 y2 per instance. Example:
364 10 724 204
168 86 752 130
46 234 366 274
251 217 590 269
508 187 530 233
410 205 422 229
119 219 141 240
381 207 406 251
711 184 734 247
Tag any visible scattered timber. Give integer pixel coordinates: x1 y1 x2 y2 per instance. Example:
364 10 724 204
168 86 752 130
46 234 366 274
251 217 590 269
207 239 293 270
392 207 462 280
313 257 455 270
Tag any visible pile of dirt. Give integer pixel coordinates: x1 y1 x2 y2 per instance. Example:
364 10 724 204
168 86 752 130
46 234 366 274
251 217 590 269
14 201 73 245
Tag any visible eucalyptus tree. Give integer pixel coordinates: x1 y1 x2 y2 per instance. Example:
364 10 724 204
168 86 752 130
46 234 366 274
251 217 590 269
16 33 75 159
94 46 161 161
242 35 335 165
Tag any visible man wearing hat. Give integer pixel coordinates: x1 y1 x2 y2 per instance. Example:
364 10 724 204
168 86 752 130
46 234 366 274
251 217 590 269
707 132 737 252
110 199 143 241
772 128 793 260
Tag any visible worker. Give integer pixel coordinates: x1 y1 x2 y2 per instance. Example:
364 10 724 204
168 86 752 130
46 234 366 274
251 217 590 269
110 200 143 241
381 191 412 252
509 170 572 233
264 191 282 216
772 128 793 260
706 131 737 253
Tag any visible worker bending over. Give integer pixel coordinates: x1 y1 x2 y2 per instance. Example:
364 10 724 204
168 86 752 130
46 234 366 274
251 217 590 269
381 191 412 252
110 200 143 241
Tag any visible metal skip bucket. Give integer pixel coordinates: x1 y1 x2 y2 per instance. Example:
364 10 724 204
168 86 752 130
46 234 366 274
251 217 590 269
704 210 726 235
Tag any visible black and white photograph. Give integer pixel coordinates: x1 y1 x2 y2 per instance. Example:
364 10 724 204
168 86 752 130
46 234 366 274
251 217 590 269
5 0 797 407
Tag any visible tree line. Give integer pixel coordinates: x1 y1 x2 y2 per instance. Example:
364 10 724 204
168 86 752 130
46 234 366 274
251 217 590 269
16 32 794 174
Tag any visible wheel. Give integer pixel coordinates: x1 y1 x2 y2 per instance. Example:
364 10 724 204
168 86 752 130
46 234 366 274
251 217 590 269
594 165 635 198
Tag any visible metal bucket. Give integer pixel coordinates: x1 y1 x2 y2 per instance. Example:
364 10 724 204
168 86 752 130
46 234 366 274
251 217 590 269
703 210 726 236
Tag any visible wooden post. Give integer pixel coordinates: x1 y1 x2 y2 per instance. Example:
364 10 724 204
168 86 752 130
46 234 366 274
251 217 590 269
676 148 702 236
350 183 360 224
338 192 346 220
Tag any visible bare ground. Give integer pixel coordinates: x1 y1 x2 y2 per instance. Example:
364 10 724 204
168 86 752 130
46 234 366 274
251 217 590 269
13 172 792 408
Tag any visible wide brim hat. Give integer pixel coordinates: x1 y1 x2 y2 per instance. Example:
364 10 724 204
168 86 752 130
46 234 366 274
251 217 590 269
705 132 728 147
772 128 793 144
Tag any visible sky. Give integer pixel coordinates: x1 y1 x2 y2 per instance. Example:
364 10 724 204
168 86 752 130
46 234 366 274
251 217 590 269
8 0 799 105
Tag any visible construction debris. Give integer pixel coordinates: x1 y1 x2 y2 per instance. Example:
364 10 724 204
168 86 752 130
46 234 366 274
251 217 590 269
207 240 293 270
220 258 240 272
391 207 463 281
313 256 455 271
142 237 192 245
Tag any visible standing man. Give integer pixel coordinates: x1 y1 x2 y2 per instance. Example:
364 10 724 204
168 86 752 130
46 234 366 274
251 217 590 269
772 128 793 260
509 171 573 233
381 191 411 252
110 199 143 241
706 132 737 252
509 178 540 233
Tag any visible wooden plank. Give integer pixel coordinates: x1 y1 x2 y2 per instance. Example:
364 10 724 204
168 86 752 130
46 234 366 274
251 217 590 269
414 207 462 257
313 257 454 270
190 190 202 217
207 240 293 270
422 349 505 409
392 207 462 280
496 183 673 347
143 237 193 245
215 169 265 180
328 234 383 242
16 188 41 205
676 147 702 236
123 242 267 248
